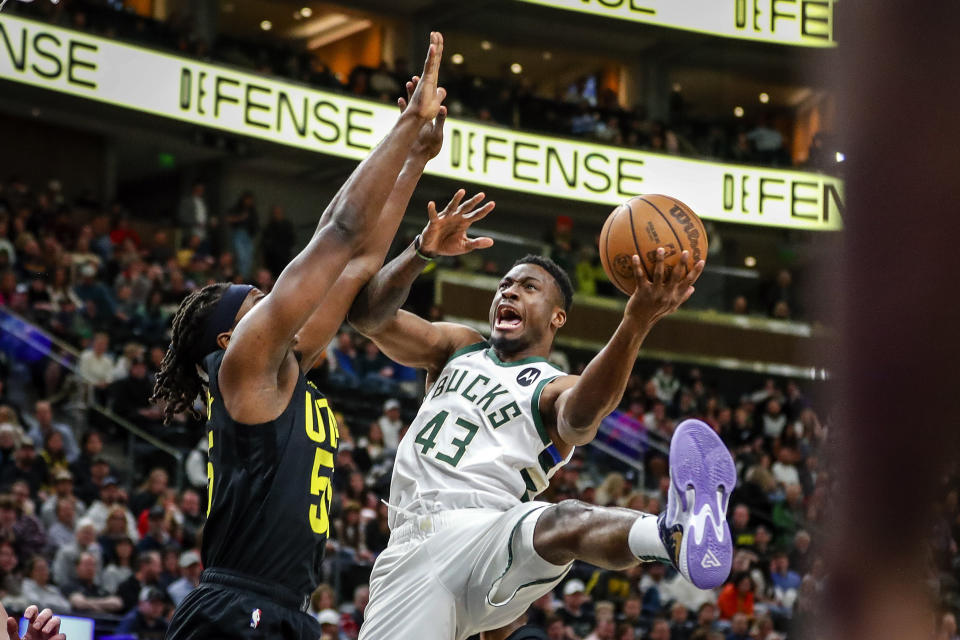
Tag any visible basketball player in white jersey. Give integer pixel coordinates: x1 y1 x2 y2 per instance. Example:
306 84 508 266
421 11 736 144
348 192 736 640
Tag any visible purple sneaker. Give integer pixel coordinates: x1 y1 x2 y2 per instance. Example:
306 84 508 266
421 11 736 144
658 419 736 589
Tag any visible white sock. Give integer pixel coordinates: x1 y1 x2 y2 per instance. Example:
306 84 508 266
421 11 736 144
628 513 668 562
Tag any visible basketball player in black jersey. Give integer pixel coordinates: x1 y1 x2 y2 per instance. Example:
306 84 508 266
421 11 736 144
151 33 449 640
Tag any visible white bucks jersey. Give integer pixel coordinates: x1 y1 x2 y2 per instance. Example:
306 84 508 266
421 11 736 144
388 342 570 527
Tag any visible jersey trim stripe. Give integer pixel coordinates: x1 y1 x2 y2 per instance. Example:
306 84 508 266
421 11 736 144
486 506 571 608
530 375 560 445
441 341 488 371
485 348 553 368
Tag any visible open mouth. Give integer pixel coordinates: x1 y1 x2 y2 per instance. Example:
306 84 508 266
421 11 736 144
495 305 523 331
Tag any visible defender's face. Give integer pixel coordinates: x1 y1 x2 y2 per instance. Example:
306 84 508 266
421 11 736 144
488 264 563 353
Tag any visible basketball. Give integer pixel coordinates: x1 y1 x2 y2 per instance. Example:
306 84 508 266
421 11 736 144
599 194 709 296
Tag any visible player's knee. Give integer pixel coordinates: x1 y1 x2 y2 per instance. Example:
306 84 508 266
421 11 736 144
540 500 595 540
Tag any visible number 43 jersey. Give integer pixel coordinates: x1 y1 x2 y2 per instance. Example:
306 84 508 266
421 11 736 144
201 350 338 597
388 342 571 528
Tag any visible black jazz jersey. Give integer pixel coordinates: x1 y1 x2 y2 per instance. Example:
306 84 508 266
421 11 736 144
201 350 338 598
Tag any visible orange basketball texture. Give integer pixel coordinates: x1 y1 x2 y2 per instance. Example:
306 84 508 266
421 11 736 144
599 195 709 296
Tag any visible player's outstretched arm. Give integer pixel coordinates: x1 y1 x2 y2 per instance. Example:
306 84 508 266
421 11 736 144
542 249 705 446
296 78 448 371
221 34 445 403
348 189 495 379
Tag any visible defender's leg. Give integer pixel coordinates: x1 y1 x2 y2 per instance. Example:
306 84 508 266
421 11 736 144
534 419 737 589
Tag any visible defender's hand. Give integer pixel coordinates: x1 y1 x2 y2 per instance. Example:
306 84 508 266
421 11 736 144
399 76 446 160
404 32 446 121
624 248 704 327
8 605 65 640
419 189 495 257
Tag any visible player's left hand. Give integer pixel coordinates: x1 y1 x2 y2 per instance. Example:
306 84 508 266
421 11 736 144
418 189 495 257
1 604 66 640
624 247 705 327
399 75 446 160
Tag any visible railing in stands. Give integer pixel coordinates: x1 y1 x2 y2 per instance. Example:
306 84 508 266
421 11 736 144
0 308 184 488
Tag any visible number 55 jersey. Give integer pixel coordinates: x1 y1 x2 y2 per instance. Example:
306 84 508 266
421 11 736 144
388 342 570 528
201 350 338 598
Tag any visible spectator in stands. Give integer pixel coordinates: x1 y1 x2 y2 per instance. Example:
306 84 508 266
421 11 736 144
167 550 201 606
730 504 754 549
118 550 161 611
377 399 403 451
78 331 114 399
769 551 801 613
559 579 594 639
668 602 694 640
25 400 79 463
52 517 102 586
727 612 751 640
771 448 800 487
100 536 134 595
584 606 615 640
225 191 259 278
260 204 296 278
0 539 27 612
38 432 70 483
158 545 181 589
177 181 213 253
746 117 785 165
87 477 137 541
116 585 169 638
0 493 45 560
717 573 755 620
137 505 171 553
111 357 162 428
177 488 202 549
761 399 787 441
45 497 77 550
0 423 18 469
315 609 343 640
330 331 360 385
640 563 667 617
790 530 814 576
40 468 82 527
3 437 46 499
21 555 69 612
772 484 805 541
73 452 110 507
63 550 122 614
131 467 168 518
8 481 36 520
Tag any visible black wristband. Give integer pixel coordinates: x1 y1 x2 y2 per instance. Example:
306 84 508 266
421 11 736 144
413 234 436 261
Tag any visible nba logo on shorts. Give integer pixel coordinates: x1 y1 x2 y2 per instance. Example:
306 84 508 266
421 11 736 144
250 608 262 629
516 367 540 387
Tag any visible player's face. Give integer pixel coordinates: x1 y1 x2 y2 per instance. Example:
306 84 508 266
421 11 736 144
489 264 565 354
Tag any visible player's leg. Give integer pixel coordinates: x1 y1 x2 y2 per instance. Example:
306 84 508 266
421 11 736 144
534 419 736 589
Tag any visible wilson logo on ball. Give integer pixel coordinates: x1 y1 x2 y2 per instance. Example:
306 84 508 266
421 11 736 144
667 205 703 262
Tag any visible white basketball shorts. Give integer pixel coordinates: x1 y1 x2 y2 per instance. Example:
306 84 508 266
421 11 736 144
358 501 570 640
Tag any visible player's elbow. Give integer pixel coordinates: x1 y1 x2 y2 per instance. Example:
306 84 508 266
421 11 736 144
557 418 599 446
326 205 366 249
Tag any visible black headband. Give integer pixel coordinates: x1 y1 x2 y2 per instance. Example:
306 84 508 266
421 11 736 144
194 284 253 366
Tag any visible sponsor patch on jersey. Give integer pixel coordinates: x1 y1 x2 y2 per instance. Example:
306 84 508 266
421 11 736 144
250 608 262 629
516 367 541 387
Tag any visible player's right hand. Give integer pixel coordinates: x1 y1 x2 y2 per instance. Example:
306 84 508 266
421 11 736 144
404 31 446 122
623 247 704 328
418 189 495 257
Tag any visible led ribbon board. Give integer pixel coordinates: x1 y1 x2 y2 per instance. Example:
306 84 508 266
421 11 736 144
0 15 843 230
514 0 836 47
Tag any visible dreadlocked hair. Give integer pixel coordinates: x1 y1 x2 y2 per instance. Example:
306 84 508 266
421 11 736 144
151 283 230 424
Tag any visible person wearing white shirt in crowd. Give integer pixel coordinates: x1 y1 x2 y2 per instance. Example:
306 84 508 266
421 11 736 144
167 551 202 606
377 399 403 450
84 477 139 541
771 448 801 487
25 401 79 464
52 519 103 587
21 556 70 613
652 363 680 404
45 498 77 551
78 332 115 390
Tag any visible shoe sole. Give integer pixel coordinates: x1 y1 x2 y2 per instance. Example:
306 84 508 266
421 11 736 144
669 419 736 589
